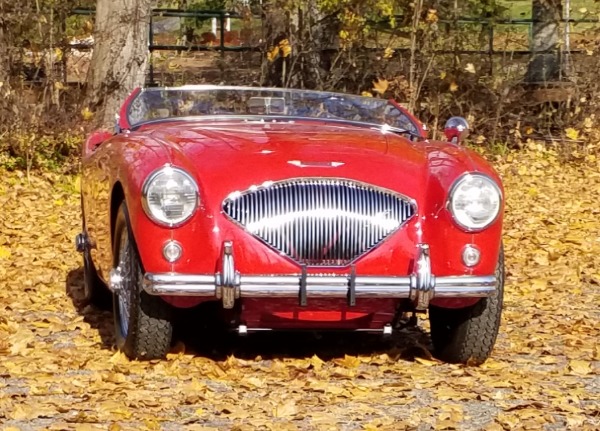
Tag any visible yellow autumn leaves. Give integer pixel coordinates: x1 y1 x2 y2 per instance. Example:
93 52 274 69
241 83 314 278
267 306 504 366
81 106 94 121
0 146 599 429
267 39 292 62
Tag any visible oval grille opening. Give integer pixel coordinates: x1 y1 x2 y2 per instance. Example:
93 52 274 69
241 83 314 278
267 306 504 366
223 179 416 266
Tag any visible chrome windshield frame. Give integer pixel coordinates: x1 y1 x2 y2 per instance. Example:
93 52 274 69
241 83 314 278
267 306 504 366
124 85 423 138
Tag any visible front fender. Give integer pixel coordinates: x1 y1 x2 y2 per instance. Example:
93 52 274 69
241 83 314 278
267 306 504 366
421 143 504 307
87 132 175 281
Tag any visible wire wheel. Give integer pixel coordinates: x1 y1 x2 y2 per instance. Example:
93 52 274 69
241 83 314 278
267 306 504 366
115 230 132 338
112 203 174 360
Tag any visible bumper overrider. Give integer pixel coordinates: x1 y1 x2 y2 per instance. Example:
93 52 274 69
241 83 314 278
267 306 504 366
135 242 498 311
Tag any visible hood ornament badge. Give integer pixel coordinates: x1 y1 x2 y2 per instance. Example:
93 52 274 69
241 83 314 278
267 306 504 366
288 160 345 168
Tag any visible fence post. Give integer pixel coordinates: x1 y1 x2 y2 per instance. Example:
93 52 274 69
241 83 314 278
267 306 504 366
564 0 571 77
220 13 226 56
61 13 68 84
148 13 155 85
488 23 494 76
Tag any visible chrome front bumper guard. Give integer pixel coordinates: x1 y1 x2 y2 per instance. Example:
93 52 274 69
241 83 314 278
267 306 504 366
140 242 497 311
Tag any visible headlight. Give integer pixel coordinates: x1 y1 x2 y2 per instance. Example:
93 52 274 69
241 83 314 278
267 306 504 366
142 166 198 226
448 173 501 231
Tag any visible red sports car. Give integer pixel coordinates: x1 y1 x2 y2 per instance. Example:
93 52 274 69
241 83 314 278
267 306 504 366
77 86 504 364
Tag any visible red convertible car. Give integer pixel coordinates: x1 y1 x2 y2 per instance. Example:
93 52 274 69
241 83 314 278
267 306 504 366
77 85 504 364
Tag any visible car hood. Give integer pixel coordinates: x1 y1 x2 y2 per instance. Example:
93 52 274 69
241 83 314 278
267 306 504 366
128 120 501 274
145 120 477 208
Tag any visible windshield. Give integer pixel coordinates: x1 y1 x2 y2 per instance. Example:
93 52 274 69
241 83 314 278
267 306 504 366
125 86 421 135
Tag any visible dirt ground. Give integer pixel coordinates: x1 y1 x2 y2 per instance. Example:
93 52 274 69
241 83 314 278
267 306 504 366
65 50 259 85
0 146 599 430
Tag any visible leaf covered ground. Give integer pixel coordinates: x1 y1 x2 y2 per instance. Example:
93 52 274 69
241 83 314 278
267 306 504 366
0 147 599 431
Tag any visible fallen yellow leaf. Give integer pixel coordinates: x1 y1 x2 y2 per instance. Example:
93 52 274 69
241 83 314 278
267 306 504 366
81 106 94 121
0 245 11 259
273 399 298 418
415 357 440 366
337 354 361 368
569 360 592 375
565 128 580 140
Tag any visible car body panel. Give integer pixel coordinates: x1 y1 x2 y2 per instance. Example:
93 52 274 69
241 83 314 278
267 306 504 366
81 87 503 329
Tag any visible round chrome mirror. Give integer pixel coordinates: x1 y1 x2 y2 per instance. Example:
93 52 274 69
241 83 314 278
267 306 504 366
444 117 470 144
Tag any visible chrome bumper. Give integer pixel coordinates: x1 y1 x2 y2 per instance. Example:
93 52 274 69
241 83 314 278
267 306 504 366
140 243 497 310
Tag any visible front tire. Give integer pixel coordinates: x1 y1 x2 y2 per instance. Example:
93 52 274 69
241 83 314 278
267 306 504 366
112 203 173 360
429 247 505 365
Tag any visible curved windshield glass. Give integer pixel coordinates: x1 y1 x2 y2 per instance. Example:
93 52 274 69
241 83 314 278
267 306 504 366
126 86 420 135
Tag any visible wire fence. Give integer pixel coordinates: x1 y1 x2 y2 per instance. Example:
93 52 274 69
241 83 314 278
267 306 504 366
45 8 600 85
70 8 600 53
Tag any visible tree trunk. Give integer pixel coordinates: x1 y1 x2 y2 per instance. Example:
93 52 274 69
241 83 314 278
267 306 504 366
84 0 152 128
294 0 335 90
262 0 337 89
526 0 562 83
262 0 290 87
0 1 12 113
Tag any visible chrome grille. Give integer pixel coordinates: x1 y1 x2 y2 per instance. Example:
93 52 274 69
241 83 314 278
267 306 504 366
223 179 416 266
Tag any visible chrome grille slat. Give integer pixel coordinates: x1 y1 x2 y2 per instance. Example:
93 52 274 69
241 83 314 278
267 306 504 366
223 179 416 267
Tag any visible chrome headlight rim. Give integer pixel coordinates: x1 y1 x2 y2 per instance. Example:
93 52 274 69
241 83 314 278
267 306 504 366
448 172 502 232
141 165 199 227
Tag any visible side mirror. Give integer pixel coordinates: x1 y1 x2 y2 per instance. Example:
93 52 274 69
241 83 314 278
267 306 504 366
84 130 113 156
444 117 470 144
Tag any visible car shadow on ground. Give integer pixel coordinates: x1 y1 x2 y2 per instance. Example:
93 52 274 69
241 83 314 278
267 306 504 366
66 267 434 363
175 305 435 363
66 267 115 350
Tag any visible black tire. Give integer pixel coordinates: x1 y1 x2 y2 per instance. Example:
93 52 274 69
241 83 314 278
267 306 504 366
112 203 173 360
429 246 504 365
82 248 112 309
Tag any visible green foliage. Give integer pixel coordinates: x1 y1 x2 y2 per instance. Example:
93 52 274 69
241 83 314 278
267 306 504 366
460 0 507 17
0 129 83 173
64 15 94 39
1 0 83 47
190 0 227 10
181 0 227 30
319 0 399 45
313 0 508 48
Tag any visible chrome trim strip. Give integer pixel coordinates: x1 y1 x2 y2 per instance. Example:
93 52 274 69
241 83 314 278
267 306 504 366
143 273 216 296
435 276 497 297
142 272 496 299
